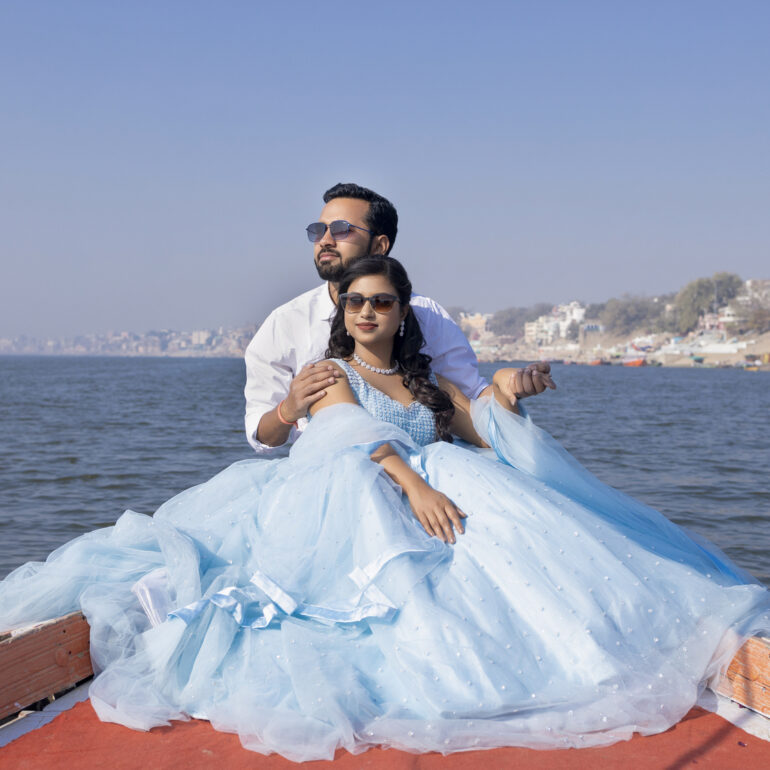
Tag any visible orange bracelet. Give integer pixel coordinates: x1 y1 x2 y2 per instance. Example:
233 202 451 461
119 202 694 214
277 399 297 427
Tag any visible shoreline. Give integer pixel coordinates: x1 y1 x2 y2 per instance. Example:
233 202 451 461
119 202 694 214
2 330 770 369
475 329 770 370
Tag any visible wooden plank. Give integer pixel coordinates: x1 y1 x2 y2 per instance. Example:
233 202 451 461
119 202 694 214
716 635 770 717
0 612 93 721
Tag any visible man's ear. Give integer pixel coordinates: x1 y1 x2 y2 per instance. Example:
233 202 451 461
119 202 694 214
370 234 390 255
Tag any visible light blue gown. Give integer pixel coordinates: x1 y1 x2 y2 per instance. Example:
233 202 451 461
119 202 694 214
1 359 768 761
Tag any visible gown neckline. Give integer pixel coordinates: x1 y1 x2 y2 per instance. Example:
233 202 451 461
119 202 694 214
337 357 420 410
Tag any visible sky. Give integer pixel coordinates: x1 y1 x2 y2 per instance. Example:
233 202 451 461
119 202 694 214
1 0 768 338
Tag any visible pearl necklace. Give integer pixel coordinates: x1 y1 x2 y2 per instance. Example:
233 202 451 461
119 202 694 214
353 352 399 375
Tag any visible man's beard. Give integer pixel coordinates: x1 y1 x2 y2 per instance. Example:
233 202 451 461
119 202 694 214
314 236 373 281
314 258 347 281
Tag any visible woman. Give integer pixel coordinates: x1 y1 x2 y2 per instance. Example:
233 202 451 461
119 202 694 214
1 257 768 762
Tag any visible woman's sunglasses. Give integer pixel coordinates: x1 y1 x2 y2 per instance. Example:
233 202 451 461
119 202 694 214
338 293 399 313
306 220 373 242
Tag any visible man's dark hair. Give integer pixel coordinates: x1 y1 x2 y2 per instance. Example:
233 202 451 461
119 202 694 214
323 183 398 254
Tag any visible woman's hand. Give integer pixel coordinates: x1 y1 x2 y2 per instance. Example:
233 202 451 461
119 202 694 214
370 443 466 543
405 479 467 544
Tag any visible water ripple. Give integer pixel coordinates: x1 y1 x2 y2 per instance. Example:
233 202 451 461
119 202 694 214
1 357 768 588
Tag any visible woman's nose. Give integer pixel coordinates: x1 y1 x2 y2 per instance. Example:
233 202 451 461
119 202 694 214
360 300 376 318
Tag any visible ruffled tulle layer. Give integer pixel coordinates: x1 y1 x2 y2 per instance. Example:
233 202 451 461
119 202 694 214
1 401 768 761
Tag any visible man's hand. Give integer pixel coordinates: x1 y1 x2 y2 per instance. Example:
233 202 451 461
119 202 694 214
281 363 342 423
494 362 556 405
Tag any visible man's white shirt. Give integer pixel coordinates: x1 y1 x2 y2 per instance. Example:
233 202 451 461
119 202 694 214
244 283 488 455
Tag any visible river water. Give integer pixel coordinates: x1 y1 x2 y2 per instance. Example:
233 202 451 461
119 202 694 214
0 356 767 585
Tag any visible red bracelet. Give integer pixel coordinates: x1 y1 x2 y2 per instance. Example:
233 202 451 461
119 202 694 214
277 399 297 427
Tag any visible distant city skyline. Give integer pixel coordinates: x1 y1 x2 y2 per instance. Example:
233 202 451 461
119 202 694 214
2 2 769 339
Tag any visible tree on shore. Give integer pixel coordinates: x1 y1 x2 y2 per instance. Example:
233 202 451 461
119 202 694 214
673 272 743 334
746 302 770 334
598 295 673 335
488 303 553 337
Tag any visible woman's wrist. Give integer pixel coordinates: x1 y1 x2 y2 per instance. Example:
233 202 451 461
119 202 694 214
399 470 430 496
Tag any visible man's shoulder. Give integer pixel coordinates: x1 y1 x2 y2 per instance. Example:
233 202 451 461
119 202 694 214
268 283 329 318
246 283 331 354
264 283 331 324
410 293 452 321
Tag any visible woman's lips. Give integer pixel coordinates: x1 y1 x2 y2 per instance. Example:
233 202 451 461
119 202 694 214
356 323 377 330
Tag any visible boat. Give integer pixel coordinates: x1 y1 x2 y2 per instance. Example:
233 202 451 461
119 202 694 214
622 357 646 367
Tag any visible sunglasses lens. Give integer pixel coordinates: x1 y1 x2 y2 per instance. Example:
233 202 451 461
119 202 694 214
328 221 352 240
341 294 364 312
306 223 325 242
372 295 396 312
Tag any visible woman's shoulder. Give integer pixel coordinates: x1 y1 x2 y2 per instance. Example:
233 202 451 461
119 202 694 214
321 358 352 378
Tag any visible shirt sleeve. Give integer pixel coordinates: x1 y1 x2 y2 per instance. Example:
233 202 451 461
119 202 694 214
412 297 489 398
244 311 298 456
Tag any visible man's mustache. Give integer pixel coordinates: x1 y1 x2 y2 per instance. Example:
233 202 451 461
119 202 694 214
317 249 341 260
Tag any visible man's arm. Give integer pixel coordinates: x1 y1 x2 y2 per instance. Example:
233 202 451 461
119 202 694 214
244 306 342 454
244 313 297 454
412 296 555 406
256 363 342 447
411 297 488 398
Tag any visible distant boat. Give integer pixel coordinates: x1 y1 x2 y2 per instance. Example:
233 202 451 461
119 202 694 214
622 358 646 367
589 359 611 366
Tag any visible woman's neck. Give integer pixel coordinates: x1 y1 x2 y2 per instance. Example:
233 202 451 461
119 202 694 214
352 341 395 371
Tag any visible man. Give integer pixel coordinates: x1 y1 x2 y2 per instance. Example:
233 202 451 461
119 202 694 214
244 182 553 454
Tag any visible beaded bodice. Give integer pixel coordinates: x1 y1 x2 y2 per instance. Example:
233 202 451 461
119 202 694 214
332 358 437 447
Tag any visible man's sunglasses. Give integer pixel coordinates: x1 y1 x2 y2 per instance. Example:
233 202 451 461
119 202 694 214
338 293 399 313
306 220 373 242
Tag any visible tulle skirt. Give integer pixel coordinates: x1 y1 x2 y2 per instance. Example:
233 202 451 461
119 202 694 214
1 400 768 761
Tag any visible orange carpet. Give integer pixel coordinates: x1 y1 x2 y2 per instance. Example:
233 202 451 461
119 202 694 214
1 702 768 769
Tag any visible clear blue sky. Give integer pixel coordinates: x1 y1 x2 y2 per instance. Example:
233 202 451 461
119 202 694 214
2 1 768 338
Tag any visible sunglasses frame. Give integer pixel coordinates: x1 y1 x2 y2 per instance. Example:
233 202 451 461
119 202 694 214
338 292 400 314
306 220 374 243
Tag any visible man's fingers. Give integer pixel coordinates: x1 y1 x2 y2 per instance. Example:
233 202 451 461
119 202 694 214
298 368 337 385
295 373 339 399
528 362 556 389
530 371 547 394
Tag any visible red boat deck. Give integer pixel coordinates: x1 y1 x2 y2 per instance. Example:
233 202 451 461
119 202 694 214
2 615 769 767
1 700 770 769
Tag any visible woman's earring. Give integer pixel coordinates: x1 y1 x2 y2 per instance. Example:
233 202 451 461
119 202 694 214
399 319 405 337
